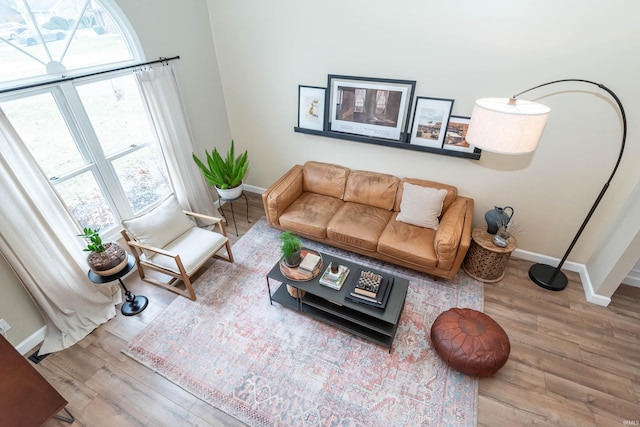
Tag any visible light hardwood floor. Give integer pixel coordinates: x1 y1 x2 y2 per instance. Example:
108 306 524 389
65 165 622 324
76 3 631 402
33 191 639 426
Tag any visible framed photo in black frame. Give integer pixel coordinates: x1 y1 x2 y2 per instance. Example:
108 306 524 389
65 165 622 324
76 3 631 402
325 75 416 142
443 115 480 154
409 97 455 149
298 85 326 131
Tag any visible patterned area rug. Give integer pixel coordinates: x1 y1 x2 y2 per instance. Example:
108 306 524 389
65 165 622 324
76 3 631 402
123 218 483 426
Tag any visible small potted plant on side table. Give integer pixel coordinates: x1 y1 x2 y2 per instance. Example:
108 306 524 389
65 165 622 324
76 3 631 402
78 228 128 276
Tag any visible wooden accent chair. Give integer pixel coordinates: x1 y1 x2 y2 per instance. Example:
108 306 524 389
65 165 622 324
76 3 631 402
121 194 233 300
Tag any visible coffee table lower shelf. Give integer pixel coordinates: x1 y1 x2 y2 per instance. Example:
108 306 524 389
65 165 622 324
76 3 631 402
269 280 406 352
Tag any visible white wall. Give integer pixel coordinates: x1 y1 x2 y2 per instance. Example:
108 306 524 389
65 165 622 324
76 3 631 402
207 0 640 275
587 180 640 299
0 255 44 347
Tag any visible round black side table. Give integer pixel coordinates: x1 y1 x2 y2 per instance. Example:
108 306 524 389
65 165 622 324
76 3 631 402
87 253 148 316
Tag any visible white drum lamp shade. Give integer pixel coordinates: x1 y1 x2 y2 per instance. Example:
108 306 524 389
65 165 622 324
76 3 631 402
466 97 551 155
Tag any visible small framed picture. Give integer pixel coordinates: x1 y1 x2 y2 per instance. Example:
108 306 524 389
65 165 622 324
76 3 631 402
443 115 478 153
409 97 455 149
298 85 326 131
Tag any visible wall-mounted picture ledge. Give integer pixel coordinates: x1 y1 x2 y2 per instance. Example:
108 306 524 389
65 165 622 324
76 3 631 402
295 74 482 160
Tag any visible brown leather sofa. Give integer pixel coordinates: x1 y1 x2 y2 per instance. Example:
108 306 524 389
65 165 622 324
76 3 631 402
262 161 474 279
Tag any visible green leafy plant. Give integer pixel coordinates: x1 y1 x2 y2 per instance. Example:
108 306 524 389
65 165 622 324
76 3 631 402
192 140 249 190
279 231 302 259
77 227 105 253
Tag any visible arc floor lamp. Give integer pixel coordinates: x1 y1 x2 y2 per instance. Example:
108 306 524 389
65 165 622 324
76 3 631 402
465 79 627 291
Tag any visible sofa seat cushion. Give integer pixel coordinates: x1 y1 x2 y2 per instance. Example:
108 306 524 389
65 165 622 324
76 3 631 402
278 192 344 238
327 202 393 251
378 212 438 268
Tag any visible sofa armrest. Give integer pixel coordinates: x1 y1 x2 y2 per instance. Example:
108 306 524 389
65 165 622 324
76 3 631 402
434 197 473 270
262 165 304 227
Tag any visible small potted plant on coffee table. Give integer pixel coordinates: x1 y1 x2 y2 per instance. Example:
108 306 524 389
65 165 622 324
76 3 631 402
279 231 306 298
279 231 302 268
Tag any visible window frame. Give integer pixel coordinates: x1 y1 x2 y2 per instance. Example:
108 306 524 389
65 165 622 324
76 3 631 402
0 0 170 241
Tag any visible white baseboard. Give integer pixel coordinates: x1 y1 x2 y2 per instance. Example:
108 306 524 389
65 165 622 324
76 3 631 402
511 249 611 307
242 184 265 195
622 268 640 288
16 325 46 355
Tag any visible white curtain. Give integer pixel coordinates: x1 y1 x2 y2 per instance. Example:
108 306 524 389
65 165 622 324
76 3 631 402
0 110 120 355
135 65 216 216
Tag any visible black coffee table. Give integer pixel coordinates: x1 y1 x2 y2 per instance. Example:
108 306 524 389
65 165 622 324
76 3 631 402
266 251 408 352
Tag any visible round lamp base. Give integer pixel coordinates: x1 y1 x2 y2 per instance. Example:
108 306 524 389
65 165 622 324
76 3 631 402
528 263 568 291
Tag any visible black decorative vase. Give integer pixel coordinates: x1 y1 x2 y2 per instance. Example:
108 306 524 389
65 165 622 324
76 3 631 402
484 206 514 234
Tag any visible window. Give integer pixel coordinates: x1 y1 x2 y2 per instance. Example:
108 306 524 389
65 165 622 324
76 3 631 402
0 1 171 235
354 89 365 113
0 0 135 87
376 91 388 115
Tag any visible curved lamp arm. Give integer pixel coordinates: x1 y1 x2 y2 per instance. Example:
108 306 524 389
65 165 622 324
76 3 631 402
471 79 627 291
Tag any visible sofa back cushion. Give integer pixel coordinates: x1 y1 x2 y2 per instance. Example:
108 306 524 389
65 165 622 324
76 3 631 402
303 161 350 199
344 170 399 210
395 178 458 213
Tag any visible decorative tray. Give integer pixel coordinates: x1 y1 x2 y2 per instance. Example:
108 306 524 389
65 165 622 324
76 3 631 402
279 248 323 281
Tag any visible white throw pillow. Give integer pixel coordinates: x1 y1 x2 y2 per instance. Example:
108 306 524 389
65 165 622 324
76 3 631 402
122 194 195 252
396 182 448 230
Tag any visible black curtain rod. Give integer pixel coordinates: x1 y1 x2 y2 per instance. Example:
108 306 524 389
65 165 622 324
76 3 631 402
0 55 180 95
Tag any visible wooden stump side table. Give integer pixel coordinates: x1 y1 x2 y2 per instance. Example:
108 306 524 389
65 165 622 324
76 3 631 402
463 226 517 283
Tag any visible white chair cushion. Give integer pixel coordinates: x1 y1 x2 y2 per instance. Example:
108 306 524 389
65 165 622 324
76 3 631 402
396 182 448 230
122 194 195 253
148 227 228 275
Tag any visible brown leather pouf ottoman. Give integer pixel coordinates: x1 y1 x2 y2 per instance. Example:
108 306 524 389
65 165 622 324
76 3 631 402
430 308 510 377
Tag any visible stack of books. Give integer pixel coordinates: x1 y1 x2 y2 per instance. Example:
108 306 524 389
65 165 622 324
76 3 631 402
319 263 350 290
345 268 393 309
298 252 321 275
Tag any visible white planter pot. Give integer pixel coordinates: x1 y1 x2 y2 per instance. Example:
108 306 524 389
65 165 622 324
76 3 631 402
216 184 243 200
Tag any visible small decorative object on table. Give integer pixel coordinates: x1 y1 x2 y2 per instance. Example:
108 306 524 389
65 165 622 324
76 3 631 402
492 223 511 248
484 206 514 234
354 271 383 298
345 268 394 309
299 252 321 273
319 262 350 290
